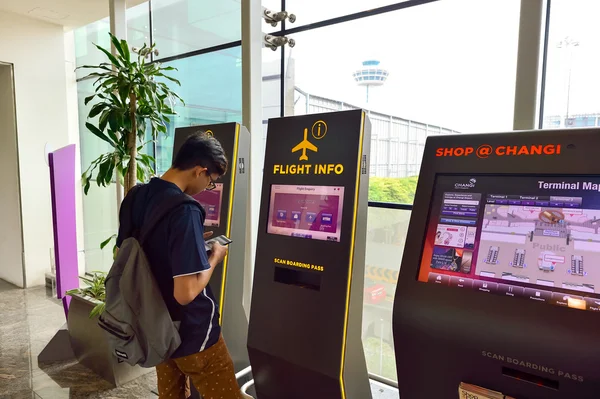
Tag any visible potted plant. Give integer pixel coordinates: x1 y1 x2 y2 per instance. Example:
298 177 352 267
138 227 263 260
66 33 183 387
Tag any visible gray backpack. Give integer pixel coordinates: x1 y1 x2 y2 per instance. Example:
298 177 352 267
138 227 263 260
98 189 201 367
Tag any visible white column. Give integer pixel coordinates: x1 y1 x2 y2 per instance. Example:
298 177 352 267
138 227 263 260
109 0 127 206
513 0 545 130
242 0 263 316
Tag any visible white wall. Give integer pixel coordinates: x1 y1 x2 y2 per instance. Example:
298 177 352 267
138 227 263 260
0 64 24 287
0 10 83 287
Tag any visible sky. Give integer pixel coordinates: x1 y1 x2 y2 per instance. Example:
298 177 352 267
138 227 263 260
273 0 600 133
280 0 521 133
75 0 600 133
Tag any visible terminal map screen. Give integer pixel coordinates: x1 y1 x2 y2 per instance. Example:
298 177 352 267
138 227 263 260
418 175 600 313
193 183 223 227
267 185 345 242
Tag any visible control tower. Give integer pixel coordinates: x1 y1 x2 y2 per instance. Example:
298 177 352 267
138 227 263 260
352 60 389 103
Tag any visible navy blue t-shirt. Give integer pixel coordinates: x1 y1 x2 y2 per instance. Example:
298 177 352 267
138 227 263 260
116 178 221 358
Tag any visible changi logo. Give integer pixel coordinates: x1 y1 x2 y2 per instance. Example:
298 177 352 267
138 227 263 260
455 178 476 190
273 121 343 175
435 144 561 159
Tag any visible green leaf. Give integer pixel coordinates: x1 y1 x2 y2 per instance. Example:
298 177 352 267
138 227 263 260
157 74 181 86
84 95 96 106
88 103 108 119
98 110 110 132
120 39 131 61
105 160 116 185
119 84 130 105
90 302 105 318
86 122 116 146
97 158 112 187
94 43 122 69
100 234 117 250
109 33 126 60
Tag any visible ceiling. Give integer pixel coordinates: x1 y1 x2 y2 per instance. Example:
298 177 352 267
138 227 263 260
0 0 147 29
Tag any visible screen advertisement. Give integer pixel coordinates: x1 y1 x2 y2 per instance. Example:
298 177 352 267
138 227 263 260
418 175 600 313
192 183 223 227
267 184 345 242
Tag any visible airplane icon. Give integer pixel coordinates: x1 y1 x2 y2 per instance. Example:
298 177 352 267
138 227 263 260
292 128 318 161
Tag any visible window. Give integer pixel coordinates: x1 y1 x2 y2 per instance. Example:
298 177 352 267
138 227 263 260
542 0 600 129
151 0 241 59
155 47 243 175
284 0 520 205
74 2 150 79
283 0 411 28
364 207 411 381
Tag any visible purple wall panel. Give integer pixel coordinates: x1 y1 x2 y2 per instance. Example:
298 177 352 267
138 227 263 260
48 144 79 317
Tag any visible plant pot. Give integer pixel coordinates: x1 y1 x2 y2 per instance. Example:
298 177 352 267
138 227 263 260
67 294 152 386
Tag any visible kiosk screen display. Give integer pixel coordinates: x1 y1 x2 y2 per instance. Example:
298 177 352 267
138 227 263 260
267 185 345 242
418 174 600 312
193 183 223 227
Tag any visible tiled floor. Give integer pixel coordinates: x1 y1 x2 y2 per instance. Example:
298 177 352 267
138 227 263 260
0 280 399 398
0 281 158 398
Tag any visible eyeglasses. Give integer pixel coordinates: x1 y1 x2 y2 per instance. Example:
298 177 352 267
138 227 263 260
206 174 216 191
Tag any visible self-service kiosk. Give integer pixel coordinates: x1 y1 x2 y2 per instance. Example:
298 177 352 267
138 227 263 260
247 109 372 399
172 122 250 373
393 129 600 398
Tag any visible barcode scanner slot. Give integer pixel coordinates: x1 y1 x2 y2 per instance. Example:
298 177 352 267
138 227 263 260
502 366 560 390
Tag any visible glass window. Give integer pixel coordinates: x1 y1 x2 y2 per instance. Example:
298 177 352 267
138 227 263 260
542 0 600 129
284 0 520 205
152 0 241 60
155 47 243 174
364 207 411 381
75 2 150 79
284 0 411 28
77 78 119 272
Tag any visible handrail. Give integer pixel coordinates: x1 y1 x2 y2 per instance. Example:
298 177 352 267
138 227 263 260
368 201 413 211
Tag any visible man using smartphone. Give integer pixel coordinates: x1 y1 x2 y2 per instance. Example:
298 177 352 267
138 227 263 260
116 132 242 399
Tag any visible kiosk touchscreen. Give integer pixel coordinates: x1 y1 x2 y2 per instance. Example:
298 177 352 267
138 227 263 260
172 123 250 374
393 129 600 399
248 110 372 399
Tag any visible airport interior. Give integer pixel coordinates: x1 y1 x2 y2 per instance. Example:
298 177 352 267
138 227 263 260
1 0 600 398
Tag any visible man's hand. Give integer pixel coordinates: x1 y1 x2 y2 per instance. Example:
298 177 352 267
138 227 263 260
203 231 214 240
209 242 228 266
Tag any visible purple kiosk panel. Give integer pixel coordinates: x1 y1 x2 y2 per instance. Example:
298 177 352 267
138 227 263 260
49 144 79 316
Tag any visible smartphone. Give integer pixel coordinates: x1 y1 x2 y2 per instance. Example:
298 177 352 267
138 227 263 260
205 235 232 252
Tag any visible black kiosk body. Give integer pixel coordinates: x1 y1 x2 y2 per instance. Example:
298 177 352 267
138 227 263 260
172 123 250 372
247 110 372 399
393 129 600 398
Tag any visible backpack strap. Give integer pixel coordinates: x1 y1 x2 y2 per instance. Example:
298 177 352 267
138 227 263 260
138 194 201 245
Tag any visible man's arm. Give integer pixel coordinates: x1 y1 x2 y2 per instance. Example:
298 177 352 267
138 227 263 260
168 206 227 306
173 243 227 305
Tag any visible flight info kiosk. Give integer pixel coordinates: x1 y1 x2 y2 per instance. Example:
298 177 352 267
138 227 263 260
248 110 372 399
393 129 600 398
172 123 250 373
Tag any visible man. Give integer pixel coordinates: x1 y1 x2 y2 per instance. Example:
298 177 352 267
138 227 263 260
116 132 242 399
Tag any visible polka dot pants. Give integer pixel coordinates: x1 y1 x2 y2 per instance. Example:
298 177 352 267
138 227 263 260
156 335 243 399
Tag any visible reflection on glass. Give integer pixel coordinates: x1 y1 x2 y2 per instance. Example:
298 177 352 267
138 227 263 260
283 0 520 203
152 0 241 59
75 2 150 79
156 47 243 174
285 0 409 28
542 0 600 129
363 207 411 381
